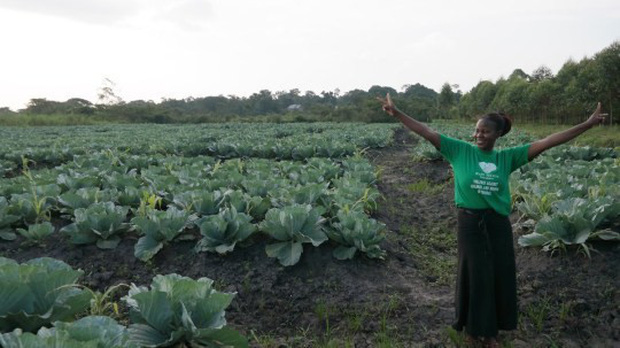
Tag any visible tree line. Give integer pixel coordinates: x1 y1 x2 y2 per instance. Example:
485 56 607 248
1 41 617 125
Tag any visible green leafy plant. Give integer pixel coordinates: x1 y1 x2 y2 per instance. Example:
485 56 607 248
276 183 329 207
57 187 119 215
123 273 248 347
84 283 129 318
57 171 101 191
0 257 92 333
328 178 381 215
135 191 163 217
8 184 60 225
326 209 387 260
0 197 20 241
260 204 327 266
518 197 620 257
0 316 136 348
195 207 256 254
247 195 271 220
117 186 145 208
16 222 55 246
61 202 130 249
173 190 224 216
131 207 194 261
220 189 251 214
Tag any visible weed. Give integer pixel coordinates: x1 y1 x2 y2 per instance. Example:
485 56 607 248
374 295 401 347
525 297 551 333
78 283 129 319
314 300 332 337
250 330 278 348
402 223 457 285
345 307 368 333
445 326 466 347
558 301 573 322
407 178 445 195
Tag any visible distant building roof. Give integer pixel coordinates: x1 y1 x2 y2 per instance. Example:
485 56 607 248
286 104 303 111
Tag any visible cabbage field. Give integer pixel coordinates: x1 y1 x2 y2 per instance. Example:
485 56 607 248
0 122 618 347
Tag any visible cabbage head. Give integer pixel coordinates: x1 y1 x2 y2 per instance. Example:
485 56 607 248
260 204 327 266
123 274 248 348
0 257 92 333
327 210 387 260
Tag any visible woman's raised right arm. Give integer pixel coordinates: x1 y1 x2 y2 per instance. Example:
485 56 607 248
378 93 441 149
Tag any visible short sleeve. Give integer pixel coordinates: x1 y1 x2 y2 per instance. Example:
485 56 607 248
505 143 531 172
440 134 468 163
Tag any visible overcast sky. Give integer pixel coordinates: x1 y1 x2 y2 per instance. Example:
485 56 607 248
0 0 618 110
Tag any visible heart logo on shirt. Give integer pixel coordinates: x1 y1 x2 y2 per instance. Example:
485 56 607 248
479 162 497 174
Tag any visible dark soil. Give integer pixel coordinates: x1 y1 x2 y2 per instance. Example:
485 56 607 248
1 127 618 347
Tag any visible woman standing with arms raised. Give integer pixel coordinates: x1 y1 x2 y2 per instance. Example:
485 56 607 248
378 94 606 347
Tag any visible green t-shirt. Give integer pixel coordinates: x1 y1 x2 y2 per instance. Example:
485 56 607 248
439 134 531 216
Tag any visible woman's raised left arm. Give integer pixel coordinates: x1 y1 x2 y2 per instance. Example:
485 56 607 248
528 102 608 160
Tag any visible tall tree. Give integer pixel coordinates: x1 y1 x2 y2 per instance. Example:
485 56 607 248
592 41 620 124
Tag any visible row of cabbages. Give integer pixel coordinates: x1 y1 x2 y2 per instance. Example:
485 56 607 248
0 123 395 170
0 257 248 348
1 154 387 266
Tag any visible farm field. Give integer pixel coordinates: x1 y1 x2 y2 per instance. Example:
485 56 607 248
0 122 618 347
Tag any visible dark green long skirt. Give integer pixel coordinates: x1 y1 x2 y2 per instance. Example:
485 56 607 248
452 208 518 338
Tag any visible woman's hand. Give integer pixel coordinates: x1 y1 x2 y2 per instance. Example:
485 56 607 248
585 102 607 128
377 93 398 117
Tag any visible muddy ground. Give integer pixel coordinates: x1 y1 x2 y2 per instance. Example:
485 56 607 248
1 128 618 347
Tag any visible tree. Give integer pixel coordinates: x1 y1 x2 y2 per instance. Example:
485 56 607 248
491 77 531 121
437 83 457 118
458 80 497 118
97 78 123 105
592 41 620 125
248 89 278 115
24 98 61 114
509 68 530 81
438 83 455 107
531 65 554 82
0 107 15 115
367 85 397 97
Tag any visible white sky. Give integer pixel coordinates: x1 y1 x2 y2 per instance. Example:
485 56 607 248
0 0 618 110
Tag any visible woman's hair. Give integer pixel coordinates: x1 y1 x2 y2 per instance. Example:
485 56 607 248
480 112 512 136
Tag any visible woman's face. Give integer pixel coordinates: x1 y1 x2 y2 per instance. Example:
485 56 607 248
473 119 501 151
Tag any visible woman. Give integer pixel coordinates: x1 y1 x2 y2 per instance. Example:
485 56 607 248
378 94 606 347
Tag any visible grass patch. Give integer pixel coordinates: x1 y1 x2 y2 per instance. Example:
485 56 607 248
0 113 128 126
402 223 457 285
524 297 551 333
407 179 445 195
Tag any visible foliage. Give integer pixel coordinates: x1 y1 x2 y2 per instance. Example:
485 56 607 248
328 178 382 215
16 222 54 246
61 202 130 249
514 151 620 255
131 207 195 262
0 124 389 265
0 257 92 333
518 197 620 257
173 190 224 216
459 41 619 125
0 197 20 241
58 187 119 215
326 210 387 260
123 273 248 348
8 187 59 225
0 316 136 348
260 204 327 266
194 207 257 254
